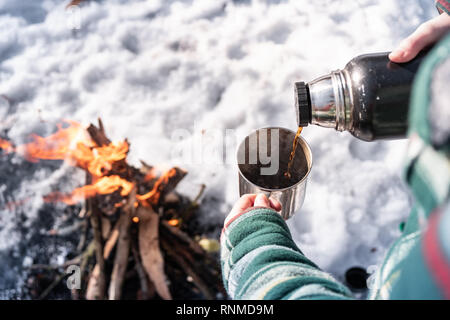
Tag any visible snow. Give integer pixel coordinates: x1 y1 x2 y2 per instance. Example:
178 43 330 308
0 0 437 298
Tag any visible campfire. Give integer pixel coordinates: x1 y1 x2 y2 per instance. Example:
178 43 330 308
0 119 225 300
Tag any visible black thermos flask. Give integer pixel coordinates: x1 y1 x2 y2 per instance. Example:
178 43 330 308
295 50 430 141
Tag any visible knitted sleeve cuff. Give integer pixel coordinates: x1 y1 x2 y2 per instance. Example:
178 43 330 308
220 207 352 299
436 0 450 15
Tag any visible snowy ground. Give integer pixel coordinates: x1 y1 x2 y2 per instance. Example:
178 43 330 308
0 0 437 298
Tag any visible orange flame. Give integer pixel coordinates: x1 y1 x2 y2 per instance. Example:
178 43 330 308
0 121 134 204
0 120 129 175
45 175 134 205
16 120 128 177
0 120 175 208
167 219 180 227
136 168 177 204
143 168 157 182
0 138 14 153
15 120 90 162
83 141 129 177
132 216 140 223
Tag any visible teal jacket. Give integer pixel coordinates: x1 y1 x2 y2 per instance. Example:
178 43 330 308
221 2 450 300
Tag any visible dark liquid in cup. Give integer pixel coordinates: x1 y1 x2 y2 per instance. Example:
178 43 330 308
285 126 303 179
238 128 308 189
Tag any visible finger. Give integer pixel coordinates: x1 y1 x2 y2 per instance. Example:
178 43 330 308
388 47 408 63
230 194 257 214
389 27 434 63
390 14 450 63
225 194 257 225
268 197 282 212
254 194 271 208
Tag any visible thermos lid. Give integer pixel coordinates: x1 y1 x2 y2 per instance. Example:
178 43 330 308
294 82 311 127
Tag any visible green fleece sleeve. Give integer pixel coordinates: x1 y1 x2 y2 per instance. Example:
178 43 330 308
436 0 450 14
220 207 353 300
388 203 450 300
368 31 450 301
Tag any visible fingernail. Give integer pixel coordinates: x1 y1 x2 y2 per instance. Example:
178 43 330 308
254 194 269 207
389 49 405 62
392 49 403 57
255 194 267 202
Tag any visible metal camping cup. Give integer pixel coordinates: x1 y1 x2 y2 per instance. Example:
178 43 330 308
237 127 312 220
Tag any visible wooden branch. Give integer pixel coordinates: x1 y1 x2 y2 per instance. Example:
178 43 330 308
85 220 120 300
86 117 132 301
160 238 215 300
103 220 120 258
28 257 81 271
138 167 187 206
47 220 84 236
108 189 136 300
155 167 187 206
77 219 88 252
160 219 226 298
97 118 105 133
87 119 111 147
137 206 172 300
86 119 132 179
37 242 95 300
180 184 206 222
38 273 67 300
79 241 96 274
193 184 206 204
139 159 153 173
101 216 111 240
173 240 223 296
160 221 205 256
131 238 154 300
87 201 106 300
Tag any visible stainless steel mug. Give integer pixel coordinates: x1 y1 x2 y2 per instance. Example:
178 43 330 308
237 127 312 220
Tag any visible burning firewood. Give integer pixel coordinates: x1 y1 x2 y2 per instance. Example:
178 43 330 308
1 118 226 300
137 206 172 300
108 188 136 300
88 201 106 300
86 219 120 300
